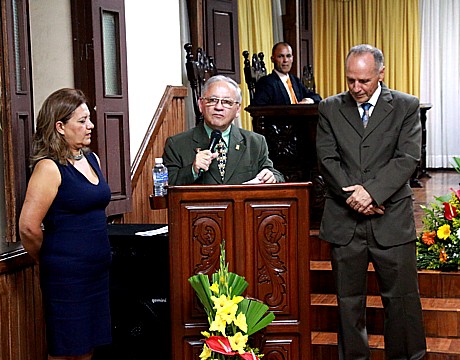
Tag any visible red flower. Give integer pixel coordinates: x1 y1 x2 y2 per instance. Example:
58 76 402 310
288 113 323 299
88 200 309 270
205 336 262 359
239 352 260 360
451 188 460 200
422 231 436 246
206 336 237 355
443 202 457 220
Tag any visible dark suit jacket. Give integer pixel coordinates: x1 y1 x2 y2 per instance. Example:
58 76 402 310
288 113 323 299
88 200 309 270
252 71 322 105
163 122 285 185
316 84 421 247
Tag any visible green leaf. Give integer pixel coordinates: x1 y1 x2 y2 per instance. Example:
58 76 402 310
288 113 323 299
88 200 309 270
239 298 275 336
451 156 460 174
435 194 452 203
227 272 249 296
188 274 214 317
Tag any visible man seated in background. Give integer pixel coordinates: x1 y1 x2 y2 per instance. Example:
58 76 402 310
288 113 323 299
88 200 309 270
163 75 284 185
252 42 322 105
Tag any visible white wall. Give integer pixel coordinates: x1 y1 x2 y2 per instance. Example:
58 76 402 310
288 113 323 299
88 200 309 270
29 0 74 118
125 1 183 161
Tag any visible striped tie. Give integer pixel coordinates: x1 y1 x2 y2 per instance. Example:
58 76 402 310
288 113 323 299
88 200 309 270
361 103 372 128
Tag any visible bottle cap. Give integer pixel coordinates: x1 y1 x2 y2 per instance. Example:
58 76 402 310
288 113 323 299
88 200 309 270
155 157 163 164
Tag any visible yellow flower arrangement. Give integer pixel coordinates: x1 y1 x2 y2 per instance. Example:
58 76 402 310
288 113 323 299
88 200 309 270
417 187 460 271
188 241 275 360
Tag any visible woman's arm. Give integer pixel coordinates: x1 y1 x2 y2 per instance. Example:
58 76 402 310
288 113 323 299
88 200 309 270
19 159 61 262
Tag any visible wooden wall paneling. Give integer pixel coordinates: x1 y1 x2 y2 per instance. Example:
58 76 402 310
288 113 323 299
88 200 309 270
204 0 240 82
0 258 45 360
282 0 314 78
282 0 301 77
122 86 187 225
300 0 313 70
0 275 8 360
167 183 311 360
186 0 240 82
186 0 204 49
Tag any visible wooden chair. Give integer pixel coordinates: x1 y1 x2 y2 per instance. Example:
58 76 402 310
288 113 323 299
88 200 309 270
242 50 267 102
184 43 218 125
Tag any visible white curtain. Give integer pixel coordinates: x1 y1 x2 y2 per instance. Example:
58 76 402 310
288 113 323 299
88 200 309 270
420 0 460 168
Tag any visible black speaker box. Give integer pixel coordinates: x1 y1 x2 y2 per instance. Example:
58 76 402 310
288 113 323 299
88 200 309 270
94 224 170 360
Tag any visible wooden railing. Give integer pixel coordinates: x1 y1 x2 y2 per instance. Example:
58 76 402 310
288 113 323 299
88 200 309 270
121 85 188 225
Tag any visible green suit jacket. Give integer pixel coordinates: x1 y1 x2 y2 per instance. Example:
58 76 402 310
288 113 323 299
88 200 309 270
163 122 285 185
316 84 421 247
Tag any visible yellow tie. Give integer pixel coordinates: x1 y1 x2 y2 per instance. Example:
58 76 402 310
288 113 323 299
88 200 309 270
287 77 298 104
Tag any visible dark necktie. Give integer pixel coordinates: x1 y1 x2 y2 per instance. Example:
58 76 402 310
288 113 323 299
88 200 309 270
216 138 227 180
361 102 372 128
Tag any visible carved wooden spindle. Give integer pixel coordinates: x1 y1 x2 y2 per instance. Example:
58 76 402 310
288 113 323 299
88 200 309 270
184 43 202 124
257 52 267 80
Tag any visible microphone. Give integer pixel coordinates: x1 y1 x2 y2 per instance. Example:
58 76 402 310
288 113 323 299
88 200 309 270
208 129 222 152
199 129 222 174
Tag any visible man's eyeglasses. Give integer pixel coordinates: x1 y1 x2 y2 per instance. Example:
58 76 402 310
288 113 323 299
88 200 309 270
201 97 240 108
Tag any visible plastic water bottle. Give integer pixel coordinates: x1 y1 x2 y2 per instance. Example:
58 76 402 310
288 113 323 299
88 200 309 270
153 158 168 196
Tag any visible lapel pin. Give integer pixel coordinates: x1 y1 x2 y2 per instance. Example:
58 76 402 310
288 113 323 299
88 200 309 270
235 144 240 150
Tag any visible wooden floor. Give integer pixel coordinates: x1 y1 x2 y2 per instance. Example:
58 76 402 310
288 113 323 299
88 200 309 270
310 169 460 359
413 169 460 233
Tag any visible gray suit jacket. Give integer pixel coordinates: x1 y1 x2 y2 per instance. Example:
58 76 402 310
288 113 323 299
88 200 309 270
316 84 421 247
163 123 284 185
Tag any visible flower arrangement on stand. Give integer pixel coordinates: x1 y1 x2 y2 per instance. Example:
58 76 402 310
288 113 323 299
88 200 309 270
188 241 275 360
417 187 460 271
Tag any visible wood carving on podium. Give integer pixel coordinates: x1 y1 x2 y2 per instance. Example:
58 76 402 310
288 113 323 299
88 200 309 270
255 208 288 309
167 183 311 360
191 213 223 275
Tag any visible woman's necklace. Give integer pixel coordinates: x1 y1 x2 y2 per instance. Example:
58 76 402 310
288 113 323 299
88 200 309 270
69 149 84 161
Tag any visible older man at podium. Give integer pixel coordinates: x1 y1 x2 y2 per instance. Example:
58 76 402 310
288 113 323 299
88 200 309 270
163 75 284 185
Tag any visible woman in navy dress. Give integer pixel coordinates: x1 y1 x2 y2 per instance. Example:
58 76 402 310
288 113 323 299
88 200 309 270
19 88 112 360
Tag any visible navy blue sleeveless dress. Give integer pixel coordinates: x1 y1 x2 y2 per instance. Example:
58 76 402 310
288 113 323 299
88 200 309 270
40 152 112 356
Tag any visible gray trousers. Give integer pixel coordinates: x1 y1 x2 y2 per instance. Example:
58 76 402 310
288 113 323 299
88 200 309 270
331 219 426 360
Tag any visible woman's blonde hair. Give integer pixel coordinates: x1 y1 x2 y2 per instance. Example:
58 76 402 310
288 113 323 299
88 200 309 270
31 88 88 168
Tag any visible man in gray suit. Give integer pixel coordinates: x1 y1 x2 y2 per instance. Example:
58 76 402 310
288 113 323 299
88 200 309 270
163 75 284 185
316 44 426 359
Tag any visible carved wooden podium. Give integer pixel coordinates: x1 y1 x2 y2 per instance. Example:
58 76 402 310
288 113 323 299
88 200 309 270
167 182 312 360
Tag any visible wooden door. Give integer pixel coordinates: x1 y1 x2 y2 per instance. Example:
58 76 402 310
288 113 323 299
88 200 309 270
187 0 241 82
71 0 131 217
1 0 33 241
